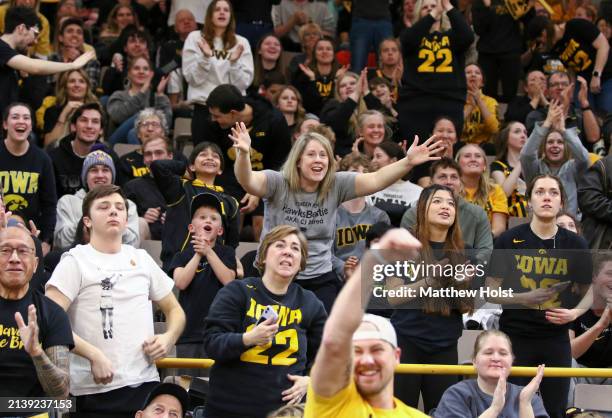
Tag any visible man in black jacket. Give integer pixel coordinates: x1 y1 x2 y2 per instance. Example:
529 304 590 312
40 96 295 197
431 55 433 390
201 84 291 240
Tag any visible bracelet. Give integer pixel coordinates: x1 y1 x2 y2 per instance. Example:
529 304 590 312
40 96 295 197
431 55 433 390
581 105 592 112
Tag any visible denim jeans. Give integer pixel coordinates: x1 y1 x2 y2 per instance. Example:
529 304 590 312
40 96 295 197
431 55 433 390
108 114 139 145
349 17 393 71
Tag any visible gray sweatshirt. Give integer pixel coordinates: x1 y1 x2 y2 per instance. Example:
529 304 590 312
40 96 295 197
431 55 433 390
520 123 589 216
107 89 172 127
332 203 390 279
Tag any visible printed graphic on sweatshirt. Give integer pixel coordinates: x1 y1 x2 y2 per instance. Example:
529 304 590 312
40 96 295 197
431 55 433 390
240 299 303 366
0 170 40 211
281 200 329 227
417 35 453 73
336 223 372 247
559 39 593 73
100 273 120 339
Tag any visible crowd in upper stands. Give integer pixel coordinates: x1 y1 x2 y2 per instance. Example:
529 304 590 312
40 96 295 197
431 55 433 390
1 0 612 417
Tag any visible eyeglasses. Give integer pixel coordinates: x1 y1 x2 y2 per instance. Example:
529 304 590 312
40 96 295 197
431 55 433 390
140 121 161 129
0 246 35 260
549 82 570 88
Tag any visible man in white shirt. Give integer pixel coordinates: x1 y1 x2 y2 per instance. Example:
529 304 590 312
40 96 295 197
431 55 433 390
46 184 185 417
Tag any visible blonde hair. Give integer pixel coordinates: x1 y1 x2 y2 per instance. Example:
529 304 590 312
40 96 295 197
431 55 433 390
55 69 99 106
358 110 391 143
281 132 336 204
413 0 451 31
335 72 368 137
267 403 305 418
455 144 493 209
255 225 308 275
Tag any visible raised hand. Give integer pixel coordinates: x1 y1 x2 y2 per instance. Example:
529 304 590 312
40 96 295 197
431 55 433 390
335 64 350 80
490 368 507 413
519 364 545 404
229 122 251 154
14 304 43 357
192 233 212 257
405 134 444 167
156 75 170 95
240 193 260 214
72 50 96 69
577 76 590 108
298 63 316 81
230 43 244 63
197 38 213 58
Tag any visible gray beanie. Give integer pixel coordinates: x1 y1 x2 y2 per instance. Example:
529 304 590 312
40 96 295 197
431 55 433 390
81 150 116 188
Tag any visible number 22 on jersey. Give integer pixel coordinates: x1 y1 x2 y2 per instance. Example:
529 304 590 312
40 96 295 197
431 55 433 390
240 324 299 366
417 36 453 73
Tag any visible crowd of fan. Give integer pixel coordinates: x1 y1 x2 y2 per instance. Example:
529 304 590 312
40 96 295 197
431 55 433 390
1 0 612 417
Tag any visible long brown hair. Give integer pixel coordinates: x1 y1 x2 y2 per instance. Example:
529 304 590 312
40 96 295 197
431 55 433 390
202 0 237 50
414 184 473 315
308 37 339 77
55 69 99 106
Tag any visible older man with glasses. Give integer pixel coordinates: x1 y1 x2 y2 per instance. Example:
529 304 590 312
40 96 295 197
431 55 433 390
0 219 73 400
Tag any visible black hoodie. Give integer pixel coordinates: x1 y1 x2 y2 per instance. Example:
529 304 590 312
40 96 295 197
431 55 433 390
47 135 124 197
197 97 292 199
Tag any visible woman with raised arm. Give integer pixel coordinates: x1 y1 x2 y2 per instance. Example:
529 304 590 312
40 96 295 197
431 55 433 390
398 0 474 143
231 122 443 312
434 330 548 418
519 100 590 216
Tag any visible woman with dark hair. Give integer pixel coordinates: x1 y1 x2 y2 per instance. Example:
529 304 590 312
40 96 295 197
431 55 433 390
251 33 284 94
410 116 461 187
556 211 580 235
388 184 475 411
182 0 254 139
203 225 327 418
232 123 442 312
491 121 529 217
519 101 589 216
486 174 593 417
292 37 347 115
434 330 547 417
397 0 474 143
368 141 423 226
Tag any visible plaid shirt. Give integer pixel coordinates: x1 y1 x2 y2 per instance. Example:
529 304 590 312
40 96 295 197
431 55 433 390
48 51 101 92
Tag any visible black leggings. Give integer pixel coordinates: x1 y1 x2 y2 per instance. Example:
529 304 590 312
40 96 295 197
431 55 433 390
506 333 572 418
397 96 464 144
295 271 341 314
394 335 459 414
478 52 521 104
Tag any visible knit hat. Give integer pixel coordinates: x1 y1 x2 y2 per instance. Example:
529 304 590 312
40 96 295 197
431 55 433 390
81 147 116 188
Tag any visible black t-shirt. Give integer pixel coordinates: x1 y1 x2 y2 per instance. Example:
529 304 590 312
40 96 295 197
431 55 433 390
571 309 612 368
489 223 592 338
169 243 237 344
0 289 73 398
552 19 612 82
0 38 19 120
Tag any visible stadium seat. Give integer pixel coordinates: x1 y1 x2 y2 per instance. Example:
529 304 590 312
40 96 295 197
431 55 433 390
141 239 162 266
113 143 141 157
174 117 192 151
236 241 259 259
574 384 612 411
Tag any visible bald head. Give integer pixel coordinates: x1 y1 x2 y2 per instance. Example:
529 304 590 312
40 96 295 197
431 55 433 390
174 9 197 39
0 225 35 248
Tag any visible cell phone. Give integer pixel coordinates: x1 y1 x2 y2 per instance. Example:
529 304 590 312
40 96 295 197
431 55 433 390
256 305 278 325
550 281 571 293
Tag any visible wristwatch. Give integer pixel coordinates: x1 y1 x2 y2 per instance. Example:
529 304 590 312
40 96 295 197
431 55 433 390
593 70 601 78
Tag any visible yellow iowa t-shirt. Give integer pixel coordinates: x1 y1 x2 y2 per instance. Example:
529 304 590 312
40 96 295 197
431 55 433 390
464 184 509 222
304 380 430 418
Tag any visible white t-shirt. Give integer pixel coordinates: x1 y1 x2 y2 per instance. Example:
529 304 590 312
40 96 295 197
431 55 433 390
46 244 174 396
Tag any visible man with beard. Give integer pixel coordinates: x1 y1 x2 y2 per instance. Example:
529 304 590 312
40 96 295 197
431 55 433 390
0 6 94 118
305 229 428 417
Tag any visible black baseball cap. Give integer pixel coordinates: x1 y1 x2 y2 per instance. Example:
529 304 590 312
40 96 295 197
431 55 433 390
190 193 225 220
142 383 189 416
